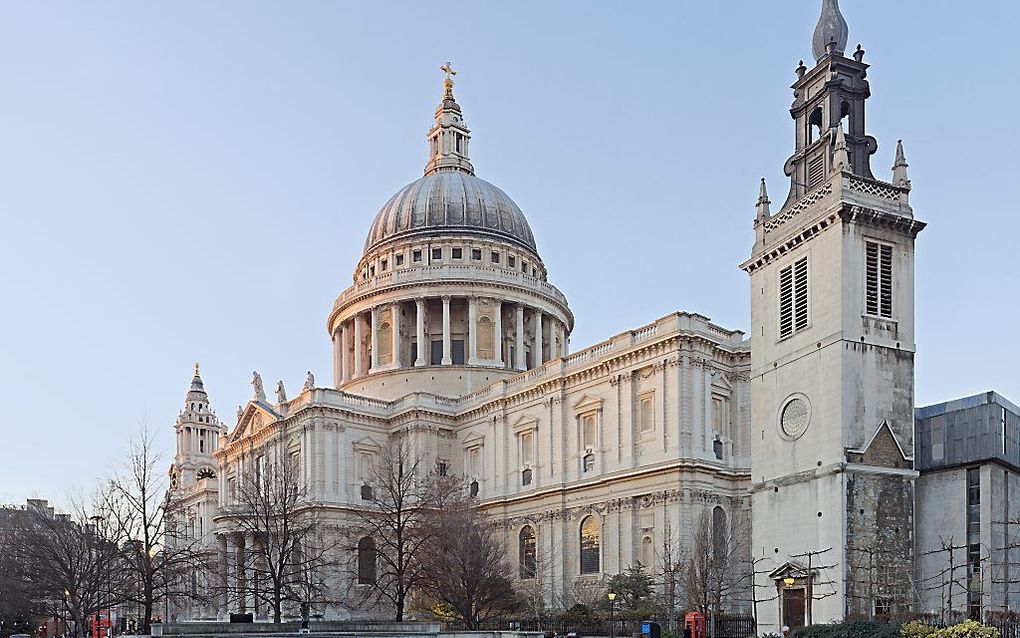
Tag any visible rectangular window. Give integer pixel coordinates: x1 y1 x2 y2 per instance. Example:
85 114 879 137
582 413 597 450
522 260 528 273
865 241 894 318
413 249 422 263
380 259 388 272
471 248 482 260
808 155 825 189
395 254 404 266
452 247 463 259
491 251 500 264
452 339 466 365
639 395 654 433
521 431 534 466
430 340 443 365
436 460 448 477
508 255 516 268
467 447 481 477
779 256 809 339
431 247 442 260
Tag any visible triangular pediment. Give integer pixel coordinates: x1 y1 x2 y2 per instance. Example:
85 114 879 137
572 393 603 411
229 401 281 443
768 561 809 581
512 415 540 434
847 420 912 468
353 435 382 453
462 431 485 448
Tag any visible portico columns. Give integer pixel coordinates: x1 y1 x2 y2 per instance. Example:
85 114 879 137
370 306 380 372
441 296 452 365
515 304 526 371
467 296 478 365
340 322 351 383
353 314 364 378
415 298 427 367
494 300 504 366
535 311 544 366
390 302 401 367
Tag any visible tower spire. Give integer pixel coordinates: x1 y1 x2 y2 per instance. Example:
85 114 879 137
812 0 849 62
893 139 911 189
424 62 475 176
755 178 771 221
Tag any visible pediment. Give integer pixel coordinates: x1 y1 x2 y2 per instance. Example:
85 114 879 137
462 431 485 448
768 561 809 581
512 415 540 434
353 435 382 453
847 420 912 468
229 401 281 443
572 393 603 412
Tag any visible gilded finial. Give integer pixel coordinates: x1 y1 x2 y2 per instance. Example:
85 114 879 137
194 362 200 376
440 61 457 100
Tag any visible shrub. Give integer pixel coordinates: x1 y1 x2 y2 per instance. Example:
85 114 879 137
792 622 900 638
901 621 937 638
933 620 1000 638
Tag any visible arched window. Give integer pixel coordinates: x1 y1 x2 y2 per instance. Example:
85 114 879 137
357 536 376 584
378 321 392 364
712 506 727 558
580 516 601 575
519 526 537 580
477 316 494 359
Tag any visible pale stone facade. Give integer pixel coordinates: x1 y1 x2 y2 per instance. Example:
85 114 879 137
164 1 974 631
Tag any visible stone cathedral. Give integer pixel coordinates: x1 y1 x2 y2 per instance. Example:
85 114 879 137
168 1 930 631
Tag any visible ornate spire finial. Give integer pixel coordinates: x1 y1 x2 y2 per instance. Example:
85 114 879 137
755 178 771 222
893 139 911 189
194 362 200 376
812 0 849 62
832 122 850 172
440 61 457 100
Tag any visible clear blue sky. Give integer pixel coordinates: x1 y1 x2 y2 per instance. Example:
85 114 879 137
1 1 1016 505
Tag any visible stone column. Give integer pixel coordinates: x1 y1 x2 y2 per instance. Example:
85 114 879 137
370 306 379 372
494 299 504 366
535 311 544 366
467 296 478 365
441 296 452 365
515 304 526 371
390 302 401 368
332 327 341 388
218 535 228 614
353 314 364 378
340 322 351 383
415 297 427 367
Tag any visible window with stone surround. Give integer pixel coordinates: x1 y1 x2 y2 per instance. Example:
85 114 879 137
638 392 655 434
431 247 442 260
579 516 601 575
582 413 597 451
412 249 422 263
471 248 482 260
519 526 537 579
865 240 894 318
357 536 376 584
452 247 463 259
779 256 809 339
395 253 404 267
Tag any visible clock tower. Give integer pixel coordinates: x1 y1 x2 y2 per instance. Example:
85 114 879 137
740 0 925 629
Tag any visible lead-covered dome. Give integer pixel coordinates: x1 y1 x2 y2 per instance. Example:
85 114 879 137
364 171 537 253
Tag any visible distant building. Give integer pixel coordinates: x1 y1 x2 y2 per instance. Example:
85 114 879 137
915 392 1020 619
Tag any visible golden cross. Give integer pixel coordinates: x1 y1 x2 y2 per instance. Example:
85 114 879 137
440 61 457 81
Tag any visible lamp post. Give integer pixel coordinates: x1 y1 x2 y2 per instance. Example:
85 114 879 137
607 592 617 638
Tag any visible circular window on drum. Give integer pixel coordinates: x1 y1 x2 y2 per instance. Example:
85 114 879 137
779 394 811 440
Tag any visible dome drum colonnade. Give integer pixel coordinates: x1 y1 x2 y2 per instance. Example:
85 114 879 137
327 64 573 388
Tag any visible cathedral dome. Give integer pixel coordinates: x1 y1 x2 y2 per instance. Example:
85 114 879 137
363 171 537 254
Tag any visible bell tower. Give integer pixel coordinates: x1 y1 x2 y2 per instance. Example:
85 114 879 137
741 0 926 629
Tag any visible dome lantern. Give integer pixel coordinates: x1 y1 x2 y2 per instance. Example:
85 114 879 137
424 62 475 177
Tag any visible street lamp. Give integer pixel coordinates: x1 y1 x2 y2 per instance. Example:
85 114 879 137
607 592 617 638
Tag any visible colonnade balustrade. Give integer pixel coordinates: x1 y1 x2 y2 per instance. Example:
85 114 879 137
331 296 569 385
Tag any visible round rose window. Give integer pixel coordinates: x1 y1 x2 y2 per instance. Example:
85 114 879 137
780 396 810 439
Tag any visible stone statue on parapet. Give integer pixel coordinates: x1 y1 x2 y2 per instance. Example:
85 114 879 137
303 371 315 391
252 371 266 402
276 380 287 404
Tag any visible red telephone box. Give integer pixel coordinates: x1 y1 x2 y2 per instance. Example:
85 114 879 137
684 612 706 638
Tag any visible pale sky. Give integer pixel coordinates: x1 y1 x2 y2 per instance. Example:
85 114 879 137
1 1 1016 506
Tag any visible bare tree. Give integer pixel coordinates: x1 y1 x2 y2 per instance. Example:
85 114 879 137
0 509 39 635
656 524 688 629
103 426 212 631
226 439 336 623
683 511 749 615
8 499 130 638
419 497 519 628
349 438 448 621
